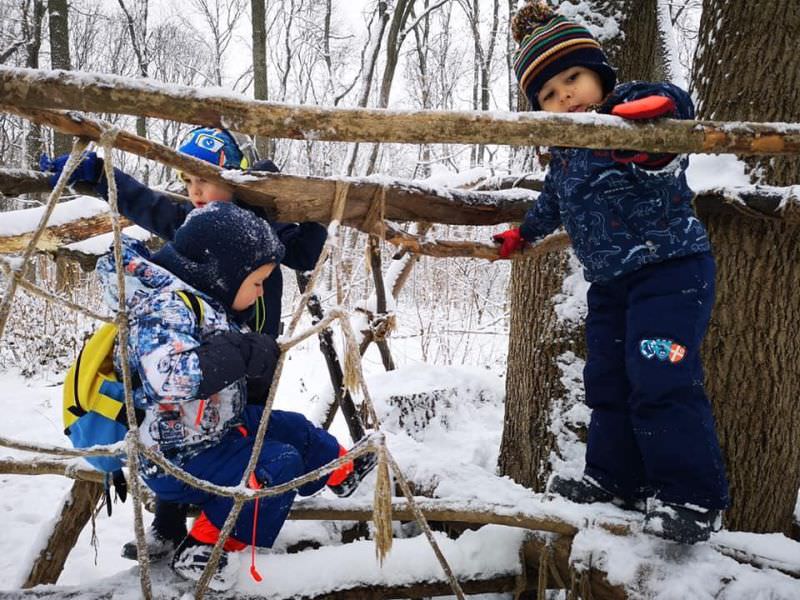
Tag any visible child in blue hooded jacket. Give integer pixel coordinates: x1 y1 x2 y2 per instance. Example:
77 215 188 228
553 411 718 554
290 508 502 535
96 202 362 590
493 1 729 544
40 130 339 560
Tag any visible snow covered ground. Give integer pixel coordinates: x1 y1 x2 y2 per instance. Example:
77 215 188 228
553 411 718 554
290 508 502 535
1 330 799 598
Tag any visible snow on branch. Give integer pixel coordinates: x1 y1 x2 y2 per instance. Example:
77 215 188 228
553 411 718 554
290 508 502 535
2 66 800 155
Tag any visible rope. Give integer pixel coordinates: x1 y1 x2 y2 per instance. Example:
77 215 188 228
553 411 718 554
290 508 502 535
195 180 351 598
0 258 113 323
100 127 153 600
361 185 387 238
0 145 465 599
0 138 89 340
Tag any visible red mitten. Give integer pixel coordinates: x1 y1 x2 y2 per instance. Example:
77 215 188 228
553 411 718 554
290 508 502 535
611 95 677 120
492 227 527 259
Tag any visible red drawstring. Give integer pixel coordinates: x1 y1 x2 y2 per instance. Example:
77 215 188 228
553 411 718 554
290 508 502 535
238 425 263 582
247 471 263 582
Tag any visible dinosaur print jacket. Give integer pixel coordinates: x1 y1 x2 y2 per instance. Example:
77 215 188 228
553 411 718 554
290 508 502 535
519 81 710 282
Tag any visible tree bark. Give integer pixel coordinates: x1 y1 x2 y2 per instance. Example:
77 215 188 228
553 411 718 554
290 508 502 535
47 0 72 156
693 0 800 186
22 480 103 588
692 0 800 535
251 0 271 159
2 67 799 155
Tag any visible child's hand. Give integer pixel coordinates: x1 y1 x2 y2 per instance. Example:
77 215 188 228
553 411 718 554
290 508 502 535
39 151 103 188
492 227 527 259
610 95 676 120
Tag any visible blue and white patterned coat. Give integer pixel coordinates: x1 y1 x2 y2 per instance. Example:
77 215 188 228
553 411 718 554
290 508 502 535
519 82 710 282
97 237 246 467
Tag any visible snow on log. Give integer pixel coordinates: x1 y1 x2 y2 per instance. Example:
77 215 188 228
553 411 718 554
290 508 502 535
2 67 800 155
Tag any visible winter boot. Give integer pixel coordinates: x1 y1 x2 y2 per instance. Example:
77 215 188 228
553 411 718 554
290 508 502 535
121 525 185 561
643 500 721 544
171 535 242 591
327 447 378 498
548 474 646 512
121 500 188 561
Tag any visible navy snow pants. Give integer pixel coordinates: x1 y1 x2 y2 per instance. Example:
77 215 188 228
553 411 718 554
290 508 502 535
583 253 729 509
146 407 340 547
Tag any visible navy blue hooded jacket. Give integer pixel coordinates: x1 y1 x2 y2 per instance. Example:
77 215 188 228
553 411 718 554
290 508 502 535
94 160 326 336
519 82 710 282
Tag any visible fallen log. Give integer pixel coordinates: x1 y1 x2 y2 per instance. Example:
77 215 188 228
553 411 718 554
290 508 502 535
2 67 800 155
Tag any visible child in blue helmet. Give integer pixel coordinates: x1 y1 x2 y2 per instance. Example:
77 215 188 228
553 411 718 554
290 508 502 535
492 1 729 544
96 202 361 589
40 129 373 561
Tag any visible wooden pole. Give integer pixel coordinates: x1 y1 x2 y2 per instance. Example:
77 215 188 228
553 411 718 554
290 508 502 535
2 67 800 155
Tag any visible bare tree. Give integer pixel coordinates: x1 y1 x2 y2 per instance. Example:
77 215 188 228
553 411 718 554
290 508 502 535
48 0 72 155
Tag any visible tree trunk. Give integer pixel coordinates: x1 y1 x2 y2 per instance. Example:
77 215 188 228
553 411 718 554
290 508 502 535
692 0 800 535
498 0 662 489
693 0 800 186
498 252 579 490
592 0 663 83
251 0 271 159
23 0 46 168
47 0 72 156
22 481 103 587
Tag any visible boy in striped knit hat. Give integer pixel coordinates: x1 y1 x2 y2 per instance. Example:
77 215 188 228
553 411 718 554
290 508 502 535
493 1 729 544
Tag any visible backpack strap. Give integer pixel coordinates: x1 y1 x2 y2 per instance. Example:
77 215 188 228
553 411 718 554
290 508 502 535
175 290 204 326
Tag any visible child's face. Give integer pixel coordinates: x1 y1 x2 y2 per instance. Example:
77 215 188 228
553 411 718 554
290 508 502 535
536 66 604 113
180 173 235 208
232 263 277 311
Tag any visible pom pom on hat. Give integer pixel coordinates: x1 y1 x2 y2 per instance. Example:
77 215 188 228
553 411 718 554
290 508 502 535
511 1 554 43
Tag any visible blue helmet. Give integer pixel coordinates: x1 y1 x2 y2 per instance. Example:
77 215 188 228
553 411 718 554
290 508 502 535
177 127 252 170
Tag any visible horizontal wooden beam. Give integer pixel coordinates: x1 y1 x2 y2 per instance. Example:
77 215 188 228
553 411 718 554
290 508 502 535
2 67 800 155
0 107 530 231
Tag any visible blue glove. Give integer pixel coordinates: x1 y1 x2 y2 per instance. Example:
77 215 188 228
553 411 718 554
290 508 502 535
39 152 103 188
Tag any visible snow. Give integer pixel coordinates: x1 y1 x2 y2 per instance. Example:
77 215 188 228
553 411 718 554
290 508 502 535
0 196 109 236
686 153 750 190
2 316 800 597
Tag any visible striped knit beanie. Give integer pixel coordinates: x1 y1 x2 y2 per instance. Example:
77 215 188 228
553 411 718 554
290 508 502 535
512 1 616 110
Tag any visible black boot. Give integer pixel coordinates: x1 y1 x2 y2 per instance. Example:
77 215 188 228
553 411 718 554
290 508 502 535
548 475 645 511
121 500 188 561
328 453 379 498
644 500 721 544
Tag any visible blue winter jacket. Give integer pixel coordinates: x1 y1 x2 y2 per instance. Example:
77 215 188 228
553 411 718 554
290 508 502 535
519 82 710 282
95 165 327 335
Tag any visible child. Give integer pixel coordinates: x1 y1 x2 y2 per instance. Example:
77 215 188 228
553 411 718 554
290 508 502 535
95 202 363 590
493 1 729 544
40 128 336 560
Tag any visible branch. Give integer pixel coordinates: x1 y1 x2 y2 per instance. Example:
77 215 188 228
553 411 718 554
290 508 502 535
2 67 800 155
0 109 530 229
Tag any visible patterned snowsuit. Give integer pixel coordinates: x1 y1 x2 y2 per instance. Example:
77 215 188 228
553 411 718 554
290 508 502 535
97 239 339 546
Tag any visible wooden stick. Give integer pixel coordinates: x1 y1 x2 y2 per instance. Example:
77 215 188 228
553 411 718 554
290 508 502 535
2 66 800 155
